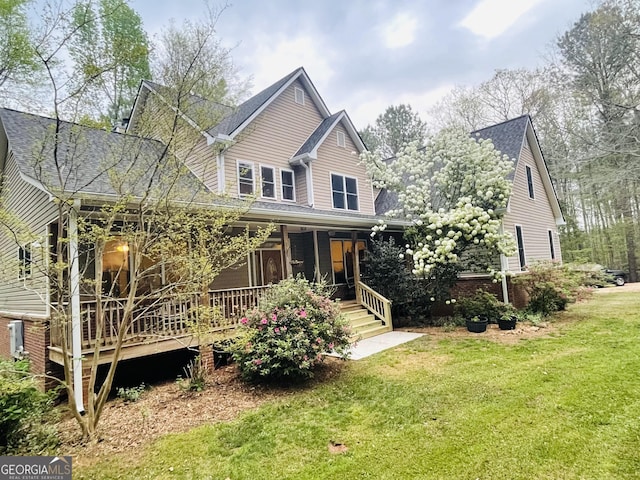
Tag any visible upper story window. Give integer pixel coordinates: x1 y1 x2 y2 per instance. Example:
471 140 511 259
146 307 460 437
18 245 32 280
281 169 295 201
294 86 305 105
331 173 358 211
526 165 535 199
337 131 346 148
237 161 254 196
260 165 276 199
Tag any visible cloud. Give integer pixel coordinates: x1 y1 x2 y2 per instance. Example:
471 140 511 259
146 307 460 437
459 0 549 40
241 34 336 99
380 12 419 49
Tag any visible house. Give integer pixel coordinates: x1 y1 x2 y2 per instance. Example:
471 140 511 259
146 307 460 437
0 68 399 401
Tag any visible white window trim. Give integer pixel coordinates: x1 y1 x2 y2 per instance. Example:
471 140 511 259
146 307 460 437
294 86 305 105
237 160 255 197
280 168 296 202
259 164 277 200
526 165 535 200
337 131 346 148
18 244 32 280
330 172 360 212
515 224 526 271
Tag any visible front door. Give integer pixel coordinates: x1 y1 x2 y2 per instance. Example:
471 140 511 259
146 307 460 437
261 249 283 285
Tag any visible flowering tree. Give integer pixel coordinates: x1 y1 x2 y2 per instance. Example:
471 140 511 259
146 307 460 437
362 129 516 299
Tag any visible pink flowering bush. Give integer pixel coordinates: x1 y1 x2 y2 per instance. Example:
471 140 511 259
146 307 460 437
232 276 351 382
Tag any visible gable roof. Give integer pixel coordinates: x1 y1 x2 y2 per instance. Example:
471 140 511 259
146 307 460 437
375 115 564 225
291 110 366 163
207 67 331 142
0 108 204 200
473 114 564 225
472 115 530 181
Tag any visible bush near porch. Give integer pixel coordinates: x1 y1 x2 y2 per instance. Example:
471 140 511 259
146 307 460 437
232 277 351 382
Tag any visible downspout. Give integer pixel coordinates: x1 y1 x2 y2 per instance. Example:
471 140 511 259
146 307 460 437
68 199 84 413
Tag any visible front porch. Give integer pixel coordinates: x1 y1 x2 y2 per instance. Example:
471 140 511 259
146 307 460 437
48 281 392 367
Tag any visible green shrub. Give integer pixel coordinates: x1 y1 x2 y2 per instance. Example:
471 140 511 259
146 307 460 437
232 277 351 382
513 261 586 316
363 237 458 325
454 289 509 321
0 359 58 455
177 355 207 392
116 383 146 402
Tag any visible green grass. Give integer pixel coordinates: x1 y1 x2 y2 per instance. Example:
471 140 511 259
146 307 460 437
78 290 640 479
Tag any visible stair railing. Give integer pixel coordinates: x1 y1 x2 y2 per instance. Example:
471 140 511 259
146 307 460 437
355 281 392 331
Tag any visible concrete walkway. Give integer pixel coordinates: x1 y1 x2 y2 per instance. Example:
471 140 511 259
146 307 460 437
344 331 424 360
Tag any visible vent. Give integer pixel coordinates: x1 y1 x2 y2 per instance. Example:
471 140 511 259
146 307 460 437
294 86 305 105
8 320 24 358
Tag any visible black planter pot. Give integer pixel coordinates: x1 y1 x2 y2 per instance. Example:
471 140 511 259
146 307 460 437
213 348 233 369
466 318 488 333
498 317 517 330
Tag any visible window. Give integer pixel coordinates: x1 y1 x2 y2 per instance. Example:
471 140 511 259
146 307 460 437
260 165 276 199
281 169 295 201
337 131 346 147
526 165 535 199
18 245 31 280
548 230 555 260
237 161 254 196
294 86 305 105
330 239 366 284
331 174 358 211
515 225 526 271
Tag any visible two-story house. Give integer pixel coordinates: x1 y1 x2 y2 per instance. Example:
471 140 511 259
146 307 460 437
0 68 399 401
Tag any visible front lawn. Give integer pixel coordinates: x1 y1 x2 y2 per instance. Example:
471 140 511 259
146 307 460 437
77 289 640 479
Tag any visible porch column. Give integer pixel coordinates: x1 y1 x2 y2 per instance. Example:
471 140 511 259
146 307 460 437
281 225 293 278
351 232 361 303
69 200 84 413
313 229 321 283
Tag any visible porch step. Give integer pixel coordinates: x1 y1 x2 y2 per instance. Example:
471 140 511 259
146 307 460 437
352 324 390 341
340 300 388 342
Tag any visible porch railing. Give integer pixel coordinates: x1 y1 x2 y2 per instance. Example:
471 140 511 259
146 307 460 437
355 281 393 331
50 285 271 351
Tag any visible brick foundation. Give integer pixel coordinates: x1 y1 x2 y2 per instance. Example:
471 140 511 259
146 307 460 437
0 314 62 391
432 276 529 317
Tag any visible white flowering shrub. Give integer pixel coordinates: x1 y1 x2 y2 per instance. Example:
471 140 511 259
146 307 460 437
362 129 516 294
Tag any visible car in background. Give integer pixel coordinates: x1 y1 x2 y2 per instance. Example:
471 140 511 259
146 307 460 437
604 268 627 286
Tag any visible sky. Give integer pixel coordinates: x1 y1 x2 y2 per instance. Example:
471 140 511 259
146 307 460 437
134 0 591 130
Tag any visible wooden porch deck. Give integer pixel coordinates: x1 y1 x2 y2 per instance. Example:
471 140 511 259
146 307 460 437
48 282 393 366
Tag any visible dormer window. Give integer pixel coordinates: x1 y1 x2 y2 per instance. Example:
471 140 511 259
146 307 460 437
337 131 346 148
294 86 305 105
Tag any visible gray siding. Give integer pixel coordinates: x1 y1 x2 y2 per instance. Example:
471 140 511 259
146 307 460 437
503 139 562 271
0 154 58 315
